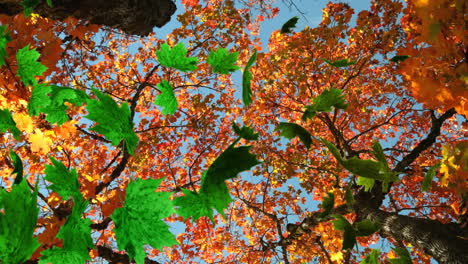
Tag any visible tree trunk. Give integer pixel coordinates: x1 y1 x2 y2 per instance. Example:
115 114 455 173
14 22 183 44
0 0 176 35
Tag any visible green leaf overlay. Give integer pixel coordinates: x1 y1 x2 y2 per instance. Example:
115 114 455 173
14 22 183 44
0 25 11 67
0 109 21 140
390 55 410 63
44 157 83 201
16 44 47 86
242 50 257 106
276 122 312 149
232 122 259 140
28 84 89 125
175 143 261 222
39 200 93 264
154 80 178 115
421 162 441 192
319 192 334 218
332 214 356 250
345 187 354 210
322 139 398 191
323 58 356 67
0 180 40 264
360 249 380 264
155 42 197 72
111 178 178 264
85 89 139 155
10 150 24 184
388 247 412 264
281 16 299 34
356 219 380 237
302 88 348 120
21 0 40 16
207 48 240 74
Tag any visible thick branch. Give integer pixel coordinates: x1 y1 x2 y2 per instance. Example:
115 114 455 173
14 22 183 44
95 149 130 194
96 245 161 264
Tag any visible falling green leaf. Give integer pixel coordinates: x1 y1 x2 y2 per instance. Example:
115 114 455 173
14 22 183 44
0 25 11 67
154 80 178 115
111 178 178 264
345 187 354 210
21 0 40 16
422 162 441 192
46 0 53 7
232 122 259 140
357 177 375 192
332 214 356 250
0 180 40 264
44 157 83 201
28 84 89 125
10 150 24 185
323 58 355 67
0 109 21 140
319 192 334 218
39 248 87 264
16 44 47 86
242 50 257 106
85 89 139 155
207 48 240 74
390 55 410 63
276 122 312 148
155 42 197 72
360 249 380 264
302 88 348 120
356 219 380 237
281 16 299 34
388 247 412 264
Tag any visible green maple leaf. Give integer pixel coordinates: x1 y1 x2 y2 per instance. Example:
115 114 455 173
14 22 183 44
390 55 410 63
176 143 261 222
242 50 257 107
356 219 381 236
207 48 240 74
39 201 93 264
154 80 178 115
0 109 21 140
302 88 348 120
155 42 197 72
44 157 83 201
389 247 412 264
111 178 178 264
421 162 440 192
28 84 89 125
21 0 40 16
331 214 356 250
281 16 299 34
85 89 139 155
0 180 40 264
0 25 11 67
323 58 356 67
322 139 399 191
360 249 380 264
276 122 312 148
16 44 47 86
319 192 334 218
10 150 24 184
232 122 259 140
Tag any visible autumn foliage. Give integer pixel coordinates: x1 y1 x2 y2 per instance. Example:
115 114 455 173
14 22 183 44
0 0 467 263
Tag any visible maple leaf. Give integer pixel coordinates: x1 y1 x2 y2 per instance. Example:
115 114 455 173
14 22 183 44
175 188 218 221
421 162 441 192
390 55 410 63
232 122 259 140
85 89 139 155
360 249 380 264
9 150 24 184
111 178 178 264
0 180 40 264
242 50 257 106
155 42 197 72
0 109 21 140
12 112 34 133
21 0 40 16
319 192 334 218
355 219 381 236
323 58 356 67
0 25 11 67
39 201 93 264
302 88 349 120
16 44 47 86
154 80 178 115
207 48 240 74
332 214 356 250
281 16 299 34
44 157 83 201
388 247 412 264
28 85 89 125
276 122 312 148
29 128 54 154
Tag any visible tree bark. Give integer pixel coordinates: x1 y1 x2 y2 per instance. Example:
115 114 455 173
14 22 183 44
0 0 176 35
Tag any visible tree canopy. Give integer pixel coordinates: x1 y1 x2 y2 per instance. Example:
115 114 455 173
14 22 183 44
0 0 467 263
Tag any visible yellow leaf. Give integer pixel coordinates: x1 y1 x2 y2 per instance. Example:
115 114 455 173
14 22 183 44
12 112 34 133
29 128 54 154
330 251 343 262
